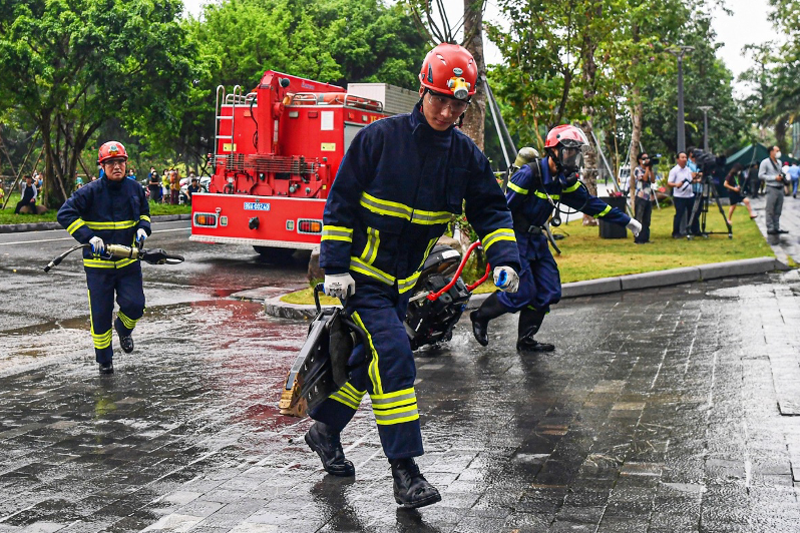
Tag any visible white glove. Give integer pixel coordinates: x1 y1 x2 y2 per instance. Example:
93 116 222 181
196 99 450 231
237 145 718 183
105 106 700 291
493 266 519 293
136 228 148 248
324 273 356 299
89 236 105 256
626 218 642 238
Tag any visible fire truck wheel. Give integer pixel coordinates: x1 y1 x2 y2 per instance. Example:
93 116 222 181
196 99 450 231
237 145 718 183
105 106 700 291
253 246 297 262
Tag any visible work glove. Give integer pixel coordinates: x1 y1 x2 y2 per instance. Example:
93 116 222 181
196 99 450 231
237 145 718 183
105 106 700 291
626 218 643 238
135 228 148 249
493 266 519 293
324 272 356 299
89 236 105 257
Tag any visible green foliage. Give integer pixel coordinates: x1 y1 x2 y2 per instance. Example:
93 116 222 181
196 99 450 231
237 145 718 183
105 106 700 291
0 0 196 204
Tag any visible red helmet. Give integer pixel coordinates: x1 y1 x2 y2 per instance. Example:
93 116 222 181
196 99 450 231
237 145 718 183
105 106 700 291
544 125 588 149
419 43 478 100
98 141 128 164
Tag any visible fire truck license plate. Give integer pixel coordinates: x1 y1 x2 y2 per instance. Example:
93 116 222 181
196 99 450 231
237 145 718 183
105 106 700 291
244 202 271 211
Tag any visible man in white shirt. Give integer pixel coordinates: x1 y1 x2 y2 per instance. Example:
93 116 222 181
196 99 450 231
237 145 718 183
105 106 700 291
667 151 699 238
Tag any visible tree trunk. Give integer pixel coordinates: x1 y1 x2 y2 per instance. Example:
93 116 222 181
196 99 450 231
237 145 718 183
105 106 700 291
461 0 485 150
628 87 643 202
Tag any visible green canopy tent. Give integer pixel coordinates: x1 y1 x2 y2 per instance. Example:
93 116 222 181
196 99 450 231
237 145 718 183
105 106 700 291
724 143 799 174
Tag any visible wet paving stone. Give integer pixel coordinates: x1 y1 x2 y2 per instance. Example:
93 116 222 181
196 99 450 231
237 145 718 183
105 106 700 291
0 272 798 531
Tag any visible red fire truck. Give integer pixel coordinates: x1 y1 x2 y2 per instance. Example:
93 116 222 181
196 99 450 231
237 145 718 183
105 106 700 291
190 70 417 256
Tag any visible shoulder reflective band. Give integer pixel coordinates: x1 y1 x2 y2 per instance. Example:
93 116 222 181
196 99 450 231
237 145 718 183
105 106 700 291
482 228 516 252
507 182 529 195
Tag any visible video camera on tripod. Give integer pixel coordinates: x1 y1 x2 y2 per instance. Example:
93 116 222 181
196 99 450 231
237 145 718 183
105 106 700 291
687 149 732 239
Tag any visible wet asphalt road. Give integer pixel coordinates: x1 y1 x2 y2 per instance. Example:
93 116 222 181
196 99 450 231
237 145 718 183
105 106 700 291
1 222 800 532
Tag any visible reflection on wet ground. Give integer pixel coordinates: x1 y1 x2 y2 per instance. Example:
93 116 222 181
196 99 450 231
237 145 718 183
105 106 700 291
0 273 798 532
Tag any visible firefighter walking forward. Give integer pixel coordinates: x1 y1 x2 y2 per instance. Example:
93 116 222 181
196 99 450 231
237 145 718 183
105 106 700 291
306 43 521 509
57 141 151 375
470 125 642 352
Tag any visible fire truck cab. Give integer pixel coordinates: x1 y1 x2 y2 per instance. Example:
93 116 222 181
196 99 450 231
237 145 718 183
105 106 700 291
190 70 417 255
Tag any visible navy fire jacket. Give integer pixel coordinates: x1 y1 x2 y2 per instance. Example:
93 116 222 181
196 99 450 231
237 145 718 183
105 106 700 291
57 176 151 269
320 102 520 294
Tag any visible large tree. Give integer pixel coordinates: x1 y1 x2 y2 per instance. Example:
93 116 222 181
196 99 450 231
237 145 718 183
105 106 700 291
0 0 196 205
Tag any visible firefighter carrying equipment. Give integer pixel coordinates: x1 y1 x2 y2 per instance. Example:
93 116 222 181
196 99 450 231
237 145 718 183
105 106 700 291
499 156 630 315
319 102 520 293
304 421 355 477
278 284 368 418
391 457 442 509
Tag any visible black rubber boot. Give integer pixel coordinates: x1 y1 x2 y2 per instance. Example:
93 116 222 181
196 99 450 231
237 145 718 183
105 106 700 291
114 318 134 354
305 422 355 477
469 292 507 347
516 307 555 352
98 362 114 374
390 457 441 509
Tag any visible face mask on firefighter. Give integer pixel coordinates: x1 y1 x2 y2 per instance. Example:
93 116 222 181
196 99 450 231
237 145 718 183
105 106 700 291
555 142 587 187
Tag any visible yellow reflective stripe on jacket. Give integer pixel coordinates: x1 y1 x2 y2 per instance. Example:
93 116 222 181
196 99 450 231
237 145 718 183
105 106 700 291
351 311 383 395
360 192 451 226
139 215 151 223
410 209 451 225
360 227 380 263
322 225 353 242
372 387 419 425
534 190 559 201
482 228 516 252
360 192 412 220
350 256 395 285
562 181 582 193
85 220 138 230
593 205 612 218
508 182 529 195
83 257 139 269
398 271 420 294
66 218 86 235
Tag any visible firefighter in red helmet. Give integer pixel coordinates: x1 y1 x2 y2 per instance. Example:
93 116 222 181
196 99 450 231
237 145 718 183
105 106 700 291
57 141 151 374
470 125 642 352
304 43 520 509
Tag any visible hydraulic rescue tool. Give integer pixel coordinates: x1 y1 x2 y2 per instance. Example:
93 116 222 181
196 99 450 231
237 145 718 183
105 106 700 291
279 284 368 418
44 244 185 272
404 242 492 350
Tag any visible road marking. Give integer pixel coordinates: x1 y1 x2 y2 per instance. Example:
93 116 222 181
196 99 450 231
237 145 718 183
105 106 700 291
0 227 190 246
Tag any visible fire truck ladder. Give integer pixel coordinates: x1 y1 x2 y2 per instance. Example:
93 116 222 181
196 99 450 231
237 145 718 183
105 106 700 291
214 85 257 157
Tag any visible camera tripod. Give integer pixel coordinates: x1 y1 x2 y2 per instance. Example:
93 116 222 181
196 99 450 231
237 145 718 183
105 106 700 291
687 173 732 239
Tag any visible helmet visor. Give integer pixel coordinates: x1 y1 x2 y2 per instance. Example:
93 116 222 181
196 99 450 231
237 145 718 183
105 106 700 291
559 144 585 170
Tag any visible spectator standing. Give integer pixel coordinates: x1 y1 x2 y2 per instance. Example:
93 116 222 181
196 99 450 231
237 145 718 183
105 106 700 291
161 170 170 202
788 161 800 198
760 146 787 235
14 175 37 214
170 169 180 205
148 167 162 203
723 163 756 224
667 151 699 238
747 162 760 198
127 168 137 181
632 153 654 244
186 177 201 205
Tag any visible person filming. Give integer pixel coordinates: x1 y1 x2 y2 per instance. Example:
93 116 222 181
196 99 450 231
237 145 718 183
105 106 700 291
632 153 655 244
667 151 700 238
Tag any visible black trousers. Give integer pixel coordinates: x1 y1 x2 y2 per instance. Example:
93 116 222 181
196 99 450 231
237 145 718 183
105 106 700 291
634 196 652 243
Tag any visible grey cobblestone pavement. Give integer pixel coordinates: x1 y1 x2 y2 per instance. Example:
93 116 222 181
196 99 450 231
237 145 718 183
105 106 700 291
0 272 799 532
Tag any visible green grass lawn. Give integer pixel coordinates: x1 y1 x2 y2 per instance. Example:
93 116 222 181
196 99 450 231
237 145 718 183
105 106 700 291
0 191 190 225
281 204 773 304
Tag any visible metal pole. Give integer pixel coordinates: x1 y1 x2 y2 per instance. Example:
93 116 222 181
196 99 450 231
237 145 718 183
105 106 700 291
667 46 693 154
698 106 712 152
